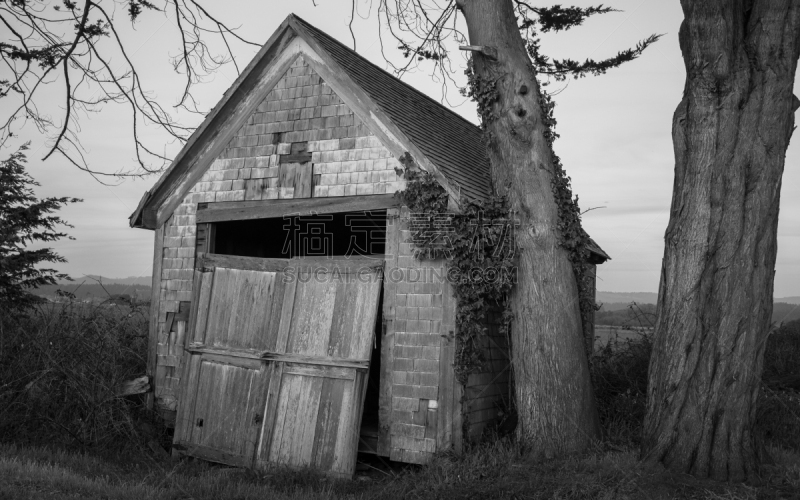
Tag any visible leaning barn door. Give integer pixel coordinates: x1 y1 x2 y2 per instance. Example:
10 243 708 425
256 258 383 477
174 253 383 477
173 257 286 466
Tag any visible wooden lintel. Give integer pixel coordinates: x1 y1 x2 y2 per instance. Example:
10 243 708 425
458 45 497 59
195 194 398 224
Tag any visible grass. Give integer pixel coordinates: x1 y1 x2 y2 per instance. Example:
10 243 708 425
1 302 799 499
1 441 799 500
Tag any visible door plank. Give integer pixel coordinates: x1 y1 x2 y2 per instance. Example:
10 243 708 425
269 373 300 463
174 354 202 445
275 275 298 353
257 361 284 463
291 376 324 465
310 378 341 469
330 379 356 473
191 272 214 344
286 279 337 356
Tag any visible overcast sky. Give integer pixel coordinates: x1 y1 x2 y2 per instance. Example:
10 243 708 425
6 1 799 296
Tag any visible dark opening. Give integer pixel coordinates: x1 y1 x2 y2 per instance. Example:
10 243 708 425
213 210 386 258
359 286 383 454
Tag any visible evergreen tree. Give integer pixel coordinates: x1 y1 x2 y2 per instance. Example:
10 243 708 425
0 144 81 310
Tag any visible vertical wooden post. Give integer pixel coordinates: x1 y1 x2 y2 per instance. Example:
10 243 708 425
147 224 165 410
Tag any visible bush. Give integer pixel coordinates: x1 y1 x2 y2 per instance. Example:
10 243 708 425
590 318 800 451
758 319 800 451
763 319 800 390
0 299 161 450
591 333 651 447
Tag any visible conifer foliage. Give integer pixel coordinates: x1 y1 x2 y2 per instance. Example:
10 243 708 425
0 144 81 309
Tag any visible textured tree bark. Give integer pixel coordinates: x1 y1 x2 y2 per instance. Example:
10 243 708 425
457 0 600 456
642 0 800 481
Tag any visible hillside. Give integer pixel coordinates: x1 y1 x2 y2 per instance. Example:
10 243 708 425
597 301 800 325
31 283 151 302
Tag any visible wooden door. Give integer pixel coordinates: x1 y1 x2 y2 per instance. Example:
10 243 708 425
256 258 383 477
173 260 286 467
174 253 383 477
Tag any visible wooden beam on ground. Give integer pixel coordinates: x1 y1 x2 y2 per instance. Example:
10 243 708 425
117 375 151 396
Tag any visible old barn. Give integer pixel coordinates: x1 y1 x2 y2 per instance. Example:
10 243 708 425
130 14 609 478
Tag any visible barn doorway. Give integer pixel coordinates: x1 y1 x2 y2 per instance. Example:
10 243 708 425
209 209 388 457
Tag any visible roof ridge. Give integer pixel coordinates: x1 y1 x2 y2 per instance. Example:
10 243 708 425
290 14 483 135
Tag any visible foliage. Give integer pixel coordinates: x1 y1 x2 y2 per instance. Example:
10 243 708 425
0 144 81 310
0 299 163 450
591 333 652 447
590 319 800 452
595 303 657 327
534 82 601 352
517 3 661 81
762 319 800 392
462 54 601 354
378 1 658 89
460 59 499 130
394 153 516 383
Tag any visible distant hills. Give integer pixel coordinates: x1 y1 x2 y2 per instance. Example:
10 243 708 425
72 275 152 286
598 291 800 306
30 276 153 302
597 291 800 324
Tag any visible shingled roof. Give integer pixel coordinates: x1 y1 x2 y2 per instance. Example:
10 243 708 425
291 16 491 201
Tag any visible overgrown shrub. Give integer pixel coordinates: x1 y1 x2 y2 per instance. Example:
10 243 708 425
757 319 800 451
591 333 651 447
0 298 161 450
590 317 800 450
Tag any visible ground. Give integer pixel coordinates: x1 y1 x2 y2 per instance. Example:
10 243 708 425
2 441 799 500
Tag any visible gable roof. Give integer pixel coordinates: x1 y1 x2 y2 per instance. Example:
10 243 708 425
129 14 609 263
129 14 490 230
292 17 491 202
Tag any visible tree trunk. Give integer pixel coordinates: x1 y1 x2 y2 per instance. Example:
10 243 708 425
642 0 800 481
458 0 600 456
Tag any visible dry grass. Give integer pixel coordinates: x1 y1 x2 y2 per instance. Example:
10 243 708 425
1 441 798 500
1 303 799 499
0 299 164 451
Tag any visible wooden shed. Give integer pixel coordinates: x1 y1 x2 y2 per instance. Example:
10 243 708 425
130 14 609 478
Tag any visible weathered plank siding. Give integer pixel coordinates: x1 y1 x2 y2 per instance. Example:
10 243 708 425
151 55 404 412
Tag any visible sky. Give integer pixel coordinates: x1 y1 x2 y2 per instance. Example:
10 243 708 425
4 0 799 297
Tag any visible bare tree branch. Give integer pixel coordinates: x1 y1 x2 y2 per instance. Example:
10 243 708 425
0 0 259 177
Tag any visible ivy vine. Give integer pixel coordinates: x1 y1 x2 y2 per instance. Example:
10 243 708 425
394 153 516 384
539 83 598 352
464 58 598 354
